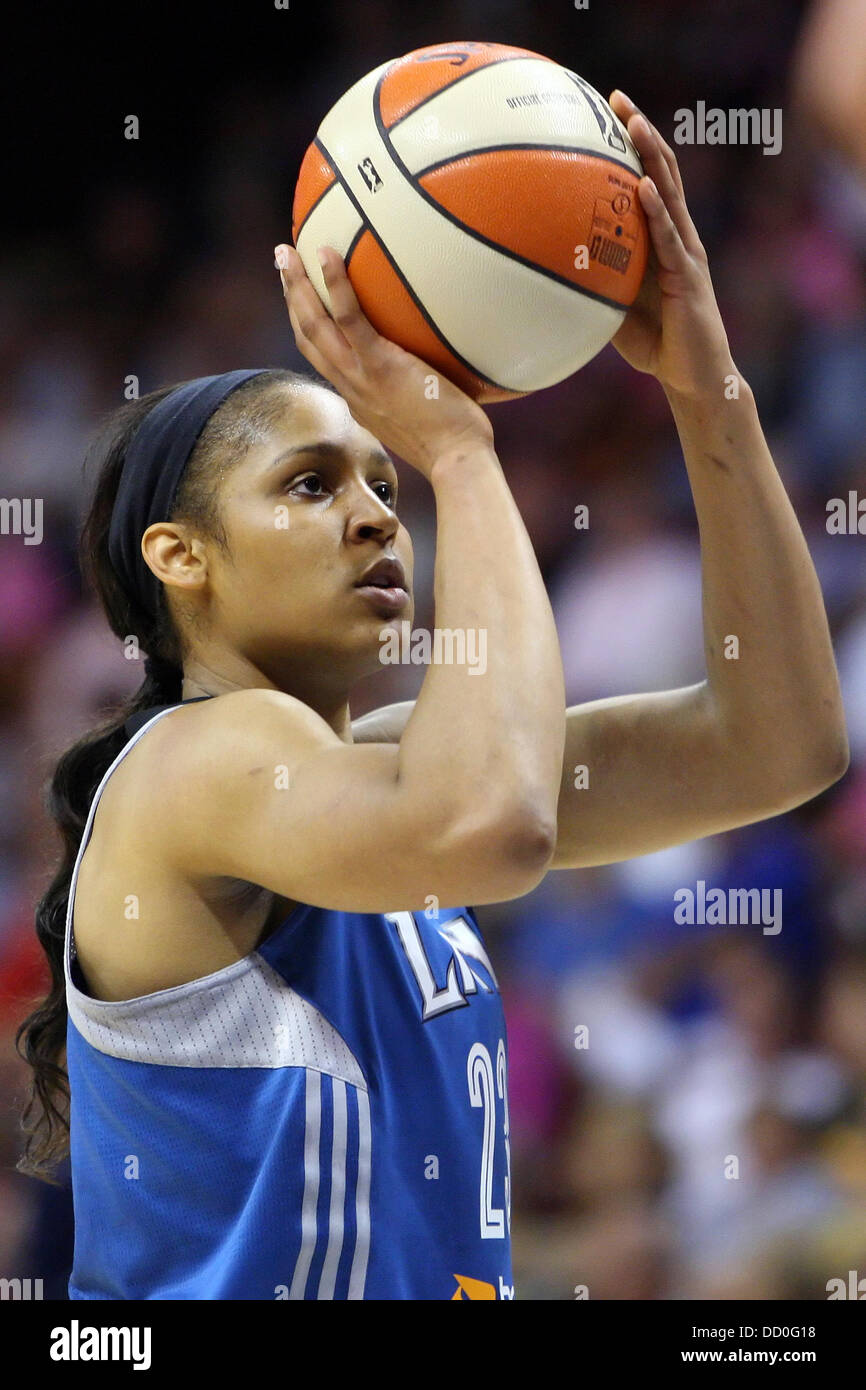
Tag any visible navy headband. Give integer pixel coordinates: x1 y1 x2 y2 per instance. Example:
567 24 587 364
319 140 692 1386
108 369 270 622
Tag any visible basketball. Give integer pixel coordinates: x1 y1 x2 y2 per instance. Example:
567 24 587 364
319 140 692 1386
291 40 650 404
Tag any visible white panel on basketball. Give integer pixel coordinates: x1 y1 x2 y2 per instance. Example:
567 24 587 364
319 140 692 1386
387 57 642 174
304 61 625 392
297 179 364 268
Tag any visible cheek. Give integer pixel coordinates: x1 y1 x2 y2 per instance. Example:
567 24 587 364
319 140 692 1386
224 516 339 606
226 509 297 572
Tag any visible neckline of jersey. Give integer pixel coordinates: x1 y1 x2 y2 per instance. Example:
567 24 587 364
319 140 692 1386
123 694 213 742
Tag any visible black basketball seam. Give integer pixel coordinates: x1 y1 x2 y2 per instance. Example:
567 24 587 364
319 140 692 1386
383 51 546 133
343 221 365 270
295 53 530 241
373 75 637 313
314 134 513 394
293 157 338 245
413 141 643 182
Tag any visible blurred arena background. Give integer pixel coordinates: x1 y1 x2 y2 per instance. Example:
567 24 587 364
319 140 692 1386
1 0 865 1300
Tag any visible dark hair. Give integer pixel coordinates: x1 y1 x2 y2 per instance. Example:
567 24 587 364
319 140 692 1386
15 365 337 1182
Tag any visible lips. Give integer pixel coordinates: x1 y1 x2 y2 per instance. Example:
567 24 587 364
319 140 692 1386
354 555 409 615
355 556 406 591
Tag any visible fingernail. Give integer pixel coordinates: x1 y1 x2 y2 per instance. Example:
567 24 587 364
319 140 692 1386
316 246 328 268
274 245 288 270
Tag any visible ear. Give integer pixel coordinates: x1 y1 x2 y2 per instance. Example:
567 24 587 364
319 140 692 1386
141 521 208 598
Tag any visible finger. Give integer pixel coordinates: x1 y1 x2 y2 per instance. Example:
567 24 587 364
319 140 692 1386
637 176 688 276
627 110 683 202
646 123 686 202
610 91 686 200
609 88 634 126
624 112 705 258
315 245 382 356
611 90 700 259
640 116 686 205
275 244 359 372
287 299 338 381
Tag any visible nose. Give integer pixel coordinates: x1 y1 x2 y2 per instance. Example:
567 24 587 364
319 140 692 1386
345 481 399 544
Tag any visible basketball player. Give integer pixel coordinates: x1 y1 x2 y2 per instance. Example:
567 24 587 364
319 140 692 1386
16 93 848 1300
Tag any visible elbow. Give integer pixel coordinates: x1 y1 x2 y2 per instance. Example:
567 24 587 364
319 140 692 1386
429 798 557 901
504 808 559 872
467 802 558 895
763 727 851 813
800 711 851 796
807 730 851 794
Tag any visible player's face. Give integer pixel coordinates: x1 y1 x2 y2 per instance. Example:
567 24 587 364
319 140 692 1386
206 383 415 686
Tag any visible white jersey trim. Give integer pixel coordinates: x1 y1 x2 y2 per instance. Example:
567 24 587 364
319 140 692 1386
64 705 367 1090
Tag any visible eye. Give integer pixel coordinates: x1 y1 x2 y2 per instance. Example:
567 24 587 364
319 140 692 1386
373 481 397 507
288 472 328 497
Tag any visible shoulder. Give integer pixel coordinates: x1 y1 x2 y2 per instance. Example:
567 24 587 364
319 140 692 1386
155 687 330 739
123 688 340 806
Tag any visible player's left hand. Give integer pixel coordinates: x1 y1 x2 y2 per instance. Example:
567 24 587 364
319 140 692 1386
607 90 738 399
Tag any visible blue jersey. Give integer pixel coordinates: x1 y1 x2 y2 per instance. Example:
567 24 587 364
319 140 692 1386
64 699 514 1300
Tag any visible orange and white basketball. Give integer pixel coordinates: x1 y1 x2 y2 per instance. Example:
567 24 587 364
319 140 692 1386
292 40 649 403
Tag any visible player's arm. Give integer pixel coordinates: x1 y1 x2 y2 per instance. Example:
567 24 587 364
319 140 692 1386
548 683 846 869
353 95 850 866
152 242 566 913
553 93 850 863
354 661 846 872
148 687 546 913
153 456 561 914
153 430 567 914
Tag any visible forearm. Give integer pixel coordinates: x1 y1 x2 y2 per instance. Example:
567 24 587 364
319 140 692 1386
666 373 848 787
395 442 565 829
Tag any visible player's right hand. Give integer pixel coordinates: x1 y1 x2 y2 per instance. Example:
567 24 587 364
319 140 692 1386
275 242 495 479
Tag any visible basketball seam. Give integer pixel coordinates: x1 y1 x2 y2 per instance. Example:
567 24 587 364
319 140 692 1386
373 76 636 313
315 133 513 394
295 54 533 241
413 141 644 183
294 167 337 244
382 52 549 133
343 221 365 271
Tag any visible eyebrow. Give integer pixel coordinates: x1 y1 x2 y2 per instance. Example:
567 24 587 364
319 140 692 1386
267 441 394 470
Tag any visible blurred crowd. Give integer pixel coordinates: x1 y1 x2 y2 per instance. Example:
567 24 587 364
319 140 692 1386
1 0 865 1299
